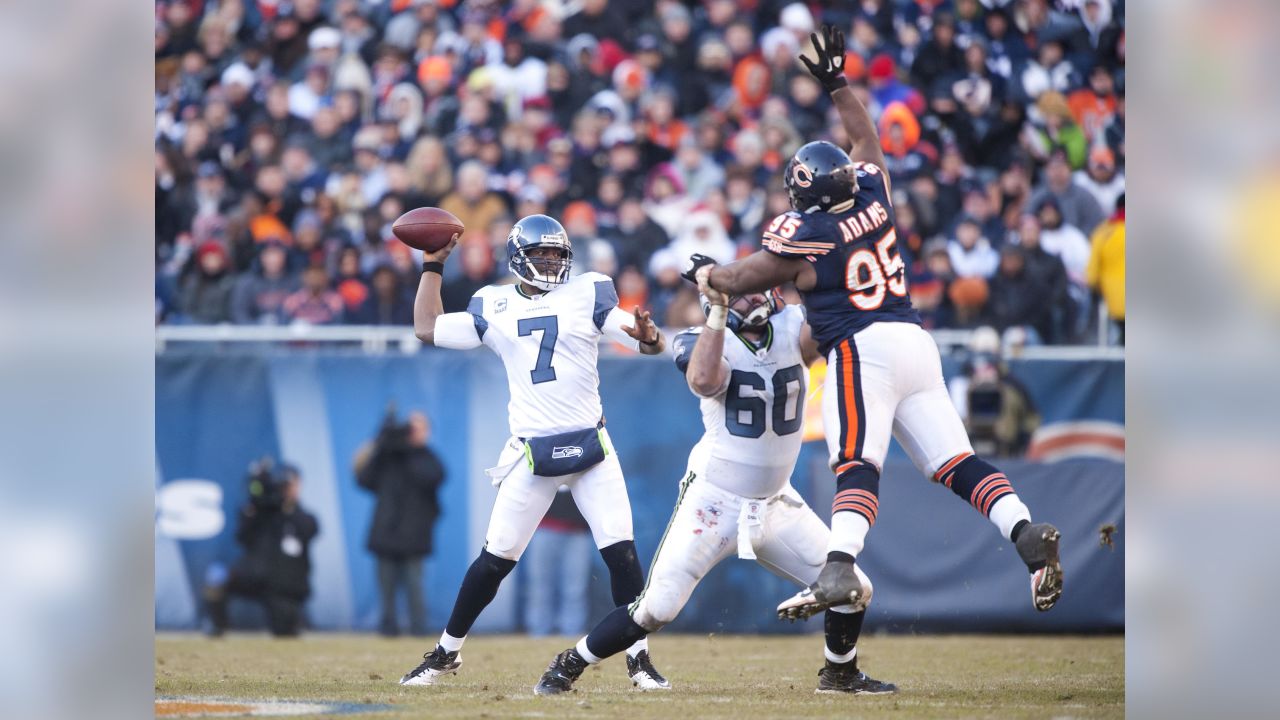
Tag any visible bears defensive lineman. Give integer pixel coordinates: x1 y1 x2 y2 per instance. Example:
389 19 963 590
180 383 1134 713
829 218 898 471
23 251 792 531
532 284 895 696
691 26 1064 623
400 215 671 690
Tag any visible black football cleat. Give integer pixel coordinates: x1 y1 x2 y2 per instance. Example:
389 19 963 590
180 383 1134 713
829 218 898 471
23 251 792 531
626 650 671 690
816 659 898 695
399 645 461 686
533 648 589 696
1015 523 1064 611
778 559 867 621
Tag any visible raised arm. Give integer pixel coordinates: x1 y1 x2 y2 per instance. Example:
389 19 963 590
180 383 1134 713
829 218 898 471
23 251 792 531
682 272 733 397
413 234 459 345
800 25 889 175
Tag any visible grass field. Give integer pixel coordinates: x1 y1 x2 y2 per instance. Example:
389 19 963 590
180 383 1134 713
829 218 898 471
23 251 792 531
156 632 1123 719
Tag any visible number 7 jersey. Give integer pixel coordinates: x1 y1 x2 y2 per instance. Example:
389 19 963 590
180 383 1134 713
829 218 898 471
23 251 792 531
432 271 642 439
762 161 921 356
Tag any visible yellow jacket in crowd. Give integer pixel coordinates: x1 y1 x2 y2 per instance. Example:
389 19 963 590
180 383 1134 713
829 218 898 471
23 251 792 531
1087 210 1125 321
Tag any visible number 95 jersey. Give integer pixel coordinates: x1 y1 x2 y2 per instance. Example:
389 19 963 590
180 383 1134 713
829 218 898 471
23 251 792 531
671 305 808 499
762 161 921 357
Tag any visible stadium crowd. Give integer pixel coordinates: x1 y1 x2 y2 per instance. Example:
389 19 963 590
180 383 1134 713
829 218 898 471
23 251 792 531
155 0 1125 344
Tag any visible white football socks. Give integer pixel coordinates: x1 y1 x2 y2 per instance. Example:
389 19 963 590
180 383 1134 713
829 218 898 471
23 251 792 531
990 496 1032 541
575 637 602 664
438 632 465 653
828 512 871 558
626 637 649 658
824 645 857 664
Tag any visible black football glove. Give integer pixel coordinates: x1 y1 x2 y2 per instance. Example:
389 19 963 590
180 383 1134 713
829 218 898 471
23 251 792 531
799 24 848 93
681 253 718 284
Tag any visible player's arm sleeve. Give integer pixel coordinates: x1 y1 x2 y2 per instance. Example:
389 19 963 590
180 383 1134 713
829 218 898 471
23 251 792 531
673 327 731 398
432 295 488 350
760 212 834 259
601 306 641 351
593 276 643 351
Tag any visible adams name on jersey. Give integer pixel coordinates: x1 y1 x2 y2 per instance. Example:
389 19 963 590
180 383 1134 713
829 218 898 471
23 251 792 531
762 161 921 356
672 305 808 499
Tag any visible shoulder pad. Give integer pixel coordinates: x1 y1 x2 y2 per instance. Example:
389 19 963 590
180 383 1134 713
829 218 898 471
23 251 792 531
672 327 702 374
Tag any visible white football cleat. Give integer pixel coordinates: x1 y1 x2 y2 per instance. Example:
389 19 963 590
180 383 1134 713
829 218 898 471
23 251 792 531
399 645 462 686
626 650 671 690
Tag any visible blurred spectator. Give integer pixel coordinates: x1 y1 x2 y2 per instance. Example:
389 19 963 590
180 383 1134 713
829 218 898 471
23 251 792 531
1068 64 1119 140
988 246 1054 343
667 208 736 267
1024 92 1087 169
282 266 345 324
1035 197 1092 287
441 240 498 313
439 161 510 247
607 196 670 273
353 265 414 325
947 275 989 328
910 13 963 93
232 242 298 324
179 242 235 324
1087 194 1126 344
1015 213 1073 344
948 217 1000 279
522 489 592 637
1018 36 1076 102
204 460 318 637
1029 151 1105 234
356 409 445 637
1075 146 1125 219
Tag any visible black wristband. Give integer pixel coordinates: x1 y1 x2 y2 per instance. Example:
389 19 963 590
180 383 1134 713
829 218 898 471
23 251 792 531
640 336 660 347
823 75 849 93
422 261 444 275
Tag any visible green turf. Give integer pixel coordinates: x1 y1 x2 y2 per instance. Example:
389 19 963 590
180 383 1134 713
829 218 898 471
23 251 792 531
156 632 1123 719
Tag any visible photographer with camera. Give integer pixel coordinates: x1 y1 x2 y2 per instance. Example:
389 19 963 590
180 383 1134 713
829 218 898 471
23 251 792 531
948 328 1041 457
203 459 319 637
356 408 445 637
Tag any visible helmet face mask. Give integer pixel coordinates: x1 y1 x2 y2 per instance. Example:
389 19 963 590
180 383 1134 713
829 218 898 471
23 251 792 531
785 141 859 213
701 289 784 332
507 214 573 291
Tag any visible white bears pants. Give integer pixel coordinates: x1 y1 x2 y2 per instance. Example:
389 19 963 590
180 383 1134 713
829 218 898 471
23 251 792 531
483 430 633 561
628 468 871 632
822 322 975 477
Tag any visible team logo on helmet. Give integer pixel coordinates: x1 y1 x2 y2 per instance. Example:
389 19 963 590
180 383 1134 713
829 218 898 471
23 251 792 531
792 162 814 188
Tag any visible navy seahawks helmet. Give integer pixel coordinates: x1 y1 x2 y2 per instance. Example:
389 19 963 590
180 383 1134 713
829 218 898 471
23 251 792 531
784 141 859 213
700 289 784 332
506 214 573 291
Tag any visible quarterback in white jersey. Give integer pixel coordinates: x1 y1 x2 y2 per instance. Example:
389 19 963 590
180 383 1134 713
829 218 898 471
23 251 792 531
398 214 671 691
532 280 896 696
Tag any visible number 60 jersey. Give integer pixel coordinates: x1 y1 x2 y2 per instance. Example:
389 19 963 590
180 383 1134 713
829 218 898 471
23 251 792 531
762 161 921 357
433 271 642 439
671 305 809 499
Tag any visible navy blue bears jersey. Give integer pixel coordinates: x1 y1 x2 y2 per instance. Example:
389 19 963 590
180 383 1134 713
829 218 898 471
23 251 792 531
762 161 920 356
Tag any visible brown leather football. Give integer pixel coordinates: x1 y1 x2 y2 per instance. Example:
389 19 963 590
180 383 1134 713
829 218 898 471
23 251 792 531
391 207 465 253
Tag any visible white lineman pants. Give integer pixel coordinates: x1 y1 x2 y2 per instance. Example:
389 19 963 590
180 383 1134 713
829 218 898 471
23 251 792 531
628 470 871 632
822 322 975 478
483 430 633 561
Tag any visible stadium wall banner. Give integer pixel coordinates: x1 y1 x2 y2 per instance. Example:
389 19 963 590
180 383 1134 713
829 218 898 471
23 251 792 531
156 350 1123 634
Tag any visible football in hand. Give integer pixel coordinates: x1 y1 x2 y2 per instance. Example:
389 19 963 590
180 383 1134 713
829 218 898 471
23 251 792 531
392 207 464 253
